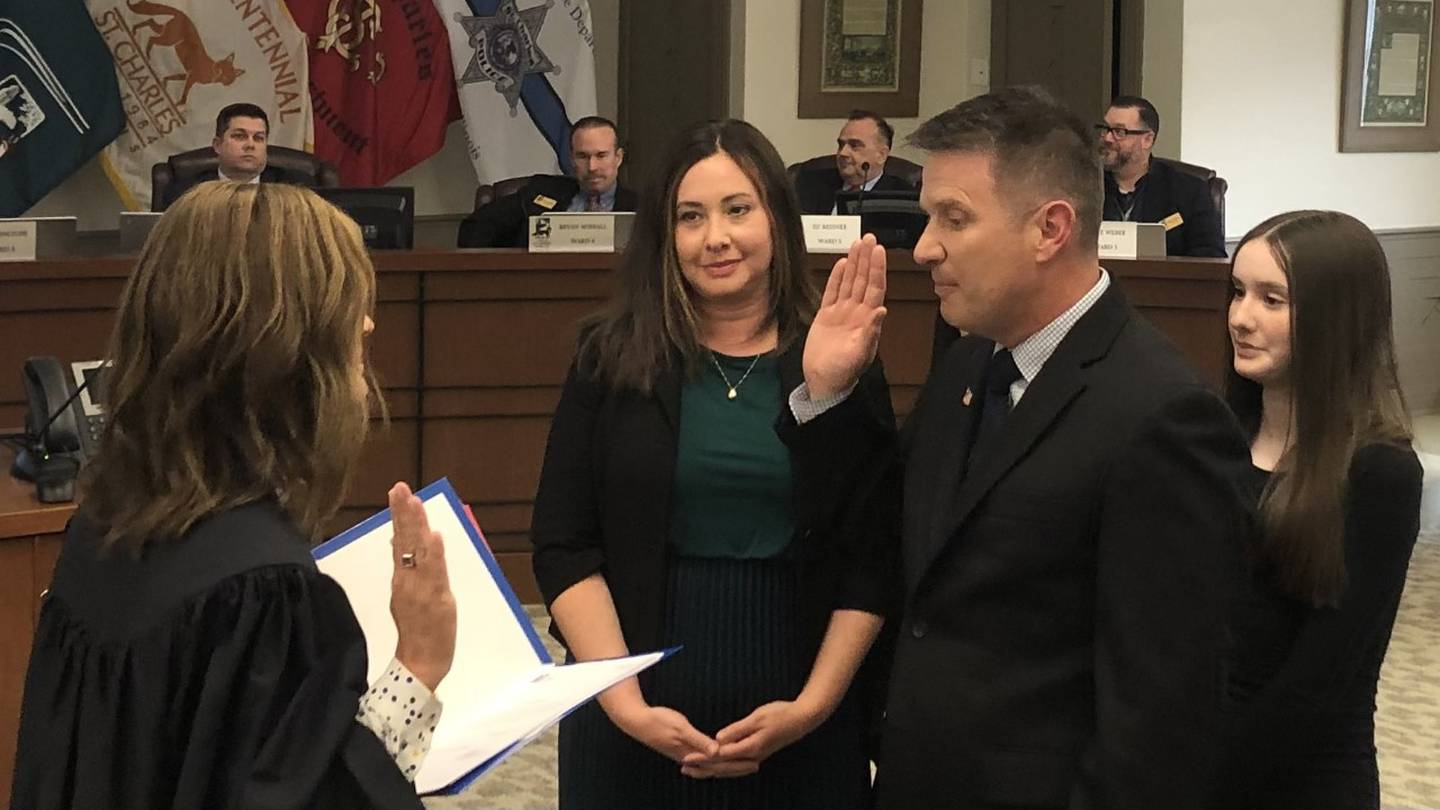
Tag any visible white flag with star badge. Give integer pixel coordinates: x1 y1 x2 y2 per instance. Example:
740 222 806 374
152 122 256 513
433 0 598 184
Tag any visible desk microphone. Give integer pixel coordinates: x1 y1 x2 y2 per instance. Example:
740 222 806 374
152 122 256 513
856 161 871 218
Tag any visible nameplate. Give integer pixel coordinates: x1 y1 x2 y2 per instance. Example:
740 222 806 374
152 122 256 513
1098 221 1166 259
528 213 616 253
0 220 37 262
0 217 78 261
802 215 862 253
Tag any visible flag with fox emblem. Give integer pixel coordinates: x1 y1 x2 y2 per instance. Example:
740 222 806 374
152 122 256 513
85 0 313 209
0 0 123 216
433 0 598 183
288 0 460 185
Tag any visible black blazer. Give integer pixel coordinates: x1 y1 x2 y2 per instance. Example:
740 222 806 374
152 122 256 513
794 166 917 215
786 286 1251 810
530 337 899 660
457 175 639 248
1104 159 1226 257
159 165 298 210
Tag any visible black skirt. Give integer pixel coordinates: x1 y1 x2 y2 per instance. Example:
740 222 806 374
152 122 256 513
558 556 871 810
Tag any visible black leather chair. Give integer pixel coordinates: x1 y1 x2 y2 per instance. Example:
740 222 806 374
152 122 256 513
1153 156 1228 237
150 145 340 211
785 154 924 189
473 175 545 212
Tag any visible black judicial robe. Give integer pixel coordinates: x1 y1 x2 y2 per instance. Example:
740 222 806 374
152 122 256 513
10 501 422 810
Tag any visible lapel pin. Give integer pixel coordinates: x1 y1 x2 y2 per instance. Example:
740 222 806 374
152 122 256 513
962 387 974 406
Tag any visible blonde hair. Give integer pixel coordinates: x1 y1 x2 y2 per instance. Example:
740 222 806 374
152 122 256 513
85 181 381 548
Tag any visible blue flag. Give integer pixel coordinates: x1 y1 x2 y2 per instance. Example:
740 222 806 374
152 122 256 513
0 0 123 216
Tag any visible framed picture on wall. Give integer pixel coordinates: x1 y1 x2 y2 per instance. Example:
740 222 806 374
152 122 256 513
1341 0 1440 152
798 0 923 119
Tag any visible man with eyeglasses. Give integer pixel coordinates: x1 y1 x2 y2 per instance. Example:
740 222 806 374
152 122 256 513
1098 96 1225 257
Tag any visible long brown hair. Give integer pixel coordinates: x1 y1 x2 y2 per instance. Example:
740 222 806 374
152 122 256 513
85 181 381 548
1226 210 1411 605
580 119 817 392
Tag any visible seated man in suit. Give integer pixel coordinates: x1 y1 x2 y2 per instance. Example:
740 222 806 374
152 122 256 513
157 103 302 210
1099 96 1226 257
786 87 1251 810
795 110 916 214
457 116 638 248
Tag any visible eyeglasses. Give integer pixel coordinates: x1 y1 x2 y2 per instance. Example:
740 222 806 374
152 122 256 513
1094 124 1151 139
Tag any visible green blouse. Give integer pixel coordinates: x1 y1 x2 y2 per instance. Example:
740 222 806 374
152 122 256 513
668 351 795 559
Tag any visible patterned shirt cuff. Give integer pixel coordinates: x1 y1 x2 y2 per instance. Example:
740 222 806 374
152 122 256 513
789 382 856 425
355 657 444 782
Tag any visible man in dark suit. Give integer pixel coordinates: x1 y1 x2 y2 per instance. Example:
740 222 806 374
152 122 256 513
785 87 1250 809
457 116 638 248
794 110 916 214
1099 96 1226 257
157 103 307 210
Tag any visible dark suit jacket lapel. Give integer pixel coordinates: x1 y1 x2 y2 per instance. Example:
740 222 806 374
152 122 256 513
655 359 682 432
905 339 990 593
918 286 1133 582
615 187 639 213
522 176 579 218
776 339 805 399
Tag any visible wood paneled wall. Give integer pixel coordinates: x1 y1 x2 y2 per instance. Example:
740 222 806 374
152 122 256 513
0 249 1233 602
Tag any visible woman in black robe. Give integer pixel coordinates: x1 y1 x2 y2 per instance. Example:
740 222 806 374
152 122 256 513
11 181 458 810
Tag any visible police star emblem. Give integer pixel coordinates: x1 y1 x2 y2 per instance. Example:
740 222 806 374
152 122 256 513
455 0 558 116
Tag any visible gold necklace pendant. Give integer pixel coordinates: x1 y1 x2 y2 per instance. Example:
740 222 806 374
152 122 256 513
710 350 763 402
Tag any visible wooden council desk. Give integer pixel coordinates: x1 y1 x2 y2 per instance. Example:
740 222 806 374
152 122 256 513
0 249 1231 805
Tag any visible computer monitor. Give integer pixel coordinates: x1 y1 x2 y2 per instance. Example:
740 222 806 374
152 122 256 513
314 186 415 249
834 189 927 250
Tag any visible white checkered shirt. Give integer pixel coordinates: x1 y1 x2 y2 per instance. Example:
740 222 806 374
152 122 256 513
789 269 1111 423
1004 268 1110 407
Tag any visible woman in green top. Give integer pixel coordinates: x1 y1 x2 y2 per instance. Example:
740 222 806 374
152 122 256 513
530 119 899 809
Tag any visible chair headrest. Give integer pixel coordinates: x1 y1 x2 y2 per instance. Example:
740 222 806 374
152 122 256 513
165 145 329 183
786 154 925 187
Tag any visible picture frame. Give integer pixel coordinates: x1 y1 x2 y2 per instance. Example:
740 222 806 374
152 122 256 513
798 0 923 119
1340 0 1440 152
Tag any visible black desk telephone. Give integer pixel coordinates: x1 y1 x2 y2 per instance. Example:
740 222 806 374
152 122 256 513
10 356 108 502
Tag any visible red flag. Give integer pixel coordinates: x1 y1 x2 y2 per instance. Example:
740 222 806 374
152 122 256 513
287 0 459 185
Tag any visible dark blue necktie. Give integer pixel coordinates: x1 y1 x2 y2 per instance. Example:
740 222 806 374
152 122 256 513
966 348 1021 475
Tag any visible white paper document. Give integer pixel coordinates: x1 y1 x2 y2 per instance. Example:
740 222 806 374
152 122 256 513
313 479 670 795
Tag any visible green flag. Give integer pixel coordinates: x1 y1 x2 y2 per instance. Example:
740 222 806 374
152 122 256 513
0 0 123 216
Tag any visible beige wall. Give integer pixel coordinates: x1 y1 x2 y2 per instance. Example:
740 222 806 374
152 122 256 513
734 0 990 167
1141 0 1183 160
1182 0 1440 236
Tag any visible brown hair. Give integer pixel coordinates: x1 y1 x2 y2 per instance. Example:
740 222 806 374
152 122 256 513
85 181 381 548
1226 210 1411 605
579 119 817 392
908 86 1103 251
